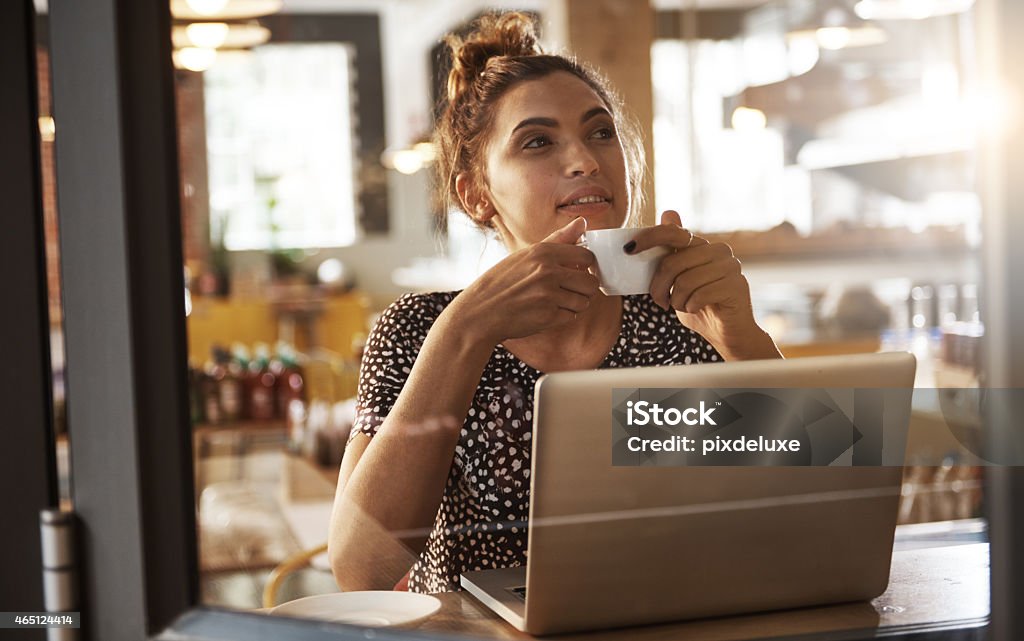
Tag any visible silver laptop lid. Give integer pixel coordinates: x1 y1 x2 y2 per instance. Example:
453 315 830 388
523 352 915 635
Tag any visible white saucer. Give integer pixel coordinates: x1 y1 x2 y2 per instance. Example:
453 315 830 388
270 591 442 627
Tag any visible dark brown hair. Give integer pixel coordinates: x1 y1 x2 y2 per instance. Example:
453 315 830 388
433 11 646 231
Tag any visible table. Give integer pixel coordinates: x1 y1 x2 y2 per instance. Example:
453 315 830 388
268 460 988 639
400 543 989 640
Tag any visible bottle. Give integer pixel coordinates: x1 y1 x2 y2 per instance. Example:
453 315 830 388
187 361 205 424
200 360 222 425
212 346 243 422
248 343 277 421
286 397 307 454
274 342 305 419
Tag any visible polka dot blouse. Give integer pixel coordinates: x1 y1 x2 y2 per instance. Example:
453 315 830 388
352 291 721 593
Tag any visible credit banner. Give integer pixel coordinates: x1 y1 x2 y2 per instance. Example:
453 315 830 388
610 388 1024 466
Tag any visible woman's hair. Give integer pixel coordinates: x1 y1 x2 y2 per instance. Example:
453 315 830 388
433 11 647 232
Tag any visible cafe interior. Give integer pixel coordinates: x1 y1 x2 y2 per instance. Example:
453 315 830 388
4 0 1024 639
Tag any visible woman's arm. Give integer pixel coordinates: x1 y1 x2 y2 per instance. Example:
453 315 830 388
329 217 600 591
328 308 495 591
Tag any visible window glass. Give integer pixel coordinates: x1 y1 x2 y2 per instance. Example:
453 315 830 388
172 2 990 638
205 44 359 251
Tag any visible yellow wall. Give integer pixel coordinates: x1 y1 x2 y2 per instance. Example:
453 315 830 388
186 292 371 365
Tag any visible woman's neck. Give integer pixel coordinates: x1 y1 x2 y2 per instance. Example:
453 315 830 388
502 293 623 372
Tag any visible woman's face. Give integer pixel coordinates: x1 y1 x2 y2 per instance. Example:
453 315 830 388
472 71 630 251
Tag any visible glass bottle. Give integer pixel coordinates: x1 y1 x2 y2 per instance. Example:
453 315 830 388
248 343 277 421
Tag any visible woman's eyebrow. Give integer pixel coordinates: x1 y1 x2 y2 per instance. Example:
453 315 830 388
580 106 611 123
511 116 557 135
509 107 611 137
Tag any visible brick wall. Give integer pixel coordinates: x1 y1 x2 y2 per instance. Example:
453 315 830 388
36 47 61 324
175 69 211 271
34 47 211 319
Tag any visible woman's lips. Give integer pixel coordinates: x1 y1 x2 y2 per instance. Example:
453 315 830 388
557 200 612 216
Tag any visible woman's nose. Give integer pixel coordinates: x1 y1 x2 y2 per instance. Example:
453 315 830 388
563 140 600 176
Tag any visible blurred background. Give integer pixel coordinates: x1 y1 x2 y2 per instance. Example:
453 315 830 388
33 0 991 612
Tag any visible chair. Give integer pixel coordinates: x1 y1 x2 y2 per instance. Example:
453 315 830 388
262 544 413 608
262 542 329 609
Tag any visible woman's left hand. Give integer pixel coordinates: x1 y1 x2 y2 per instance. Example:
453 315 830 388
626 210 782 361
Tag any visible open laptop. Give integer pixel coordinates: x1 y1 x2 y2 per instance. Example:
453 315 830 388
461 352 916 635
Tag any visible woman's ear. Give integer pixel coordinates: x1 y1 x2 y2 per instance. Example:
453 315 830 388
455 173 496 223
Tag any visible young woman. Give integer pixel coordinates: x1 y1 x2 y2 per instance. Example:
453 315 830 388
328 11 782 594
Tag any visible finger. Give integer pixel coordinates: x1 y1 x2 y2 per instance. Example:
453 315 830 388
678 275 748 315
656 211 714 251
661 209 683 227
667 242 731 272
624 223 694 255
648 246 719 309
669 261 741 312
689 233 711 247
553 307 580 326
553 289 592 314
542 216 587 244
545 244 597 269
557 269 601 298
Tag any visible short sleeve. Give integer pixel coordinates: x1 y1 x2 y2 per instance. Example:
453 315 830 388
350 292 454 440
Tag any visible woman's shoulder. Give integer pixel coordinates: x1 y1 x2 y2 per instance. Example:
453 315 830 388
382 290 461 317
373 290 462 337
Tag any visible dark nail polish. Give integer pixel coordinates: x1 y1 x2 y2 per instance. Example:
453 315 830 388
623 240 636 254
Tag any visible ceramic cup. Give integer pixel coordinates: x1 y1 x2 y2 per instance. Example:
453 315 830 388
582 228 669 296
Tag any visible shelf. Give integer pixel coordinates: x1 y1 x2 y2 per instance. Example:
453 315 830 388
704 226 974 263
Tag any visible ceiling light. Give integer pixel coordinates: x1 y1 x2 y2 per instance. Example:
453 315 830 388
38 116 55 142
173 47 218 72
389 150 424 175
172 22 270 49
412 142 438 163
788 2 888 51
381 141 438 175
171 0 282 20
854 0 975 20
787 35 820 76
731 107 767 132
184 0 228 15
183 22 229 48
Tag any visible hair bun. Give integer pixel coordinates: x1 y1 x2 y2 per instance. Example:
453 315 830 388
445 12 543 104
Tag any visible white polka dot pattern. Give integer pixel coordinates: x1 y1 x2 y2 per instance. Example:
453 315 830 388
351 291 720 593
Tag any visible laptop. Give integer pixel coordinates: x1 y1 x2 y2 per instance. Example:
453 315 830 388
460 352 916 635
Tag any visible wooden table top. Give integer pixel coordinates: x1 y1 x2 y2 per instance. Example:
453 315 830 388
400 543 989 640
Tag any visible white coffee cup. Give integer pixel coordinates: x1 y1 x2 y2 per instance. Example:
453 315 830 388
582 227 669 296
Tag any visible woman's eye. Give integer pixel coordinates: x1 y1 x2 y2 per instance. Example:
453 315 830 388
591 127 615 140
523 135 550 149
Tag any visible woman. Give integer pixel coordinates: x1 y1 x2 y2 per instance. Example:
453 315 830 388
328 11 781 594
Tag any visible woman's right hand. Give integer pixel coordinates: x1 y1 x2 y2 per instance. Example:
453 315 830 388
449 216 600 344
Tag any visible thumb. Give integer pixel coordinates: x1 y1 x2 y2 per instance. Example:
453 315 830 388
661 209 683 227
542 216 587 244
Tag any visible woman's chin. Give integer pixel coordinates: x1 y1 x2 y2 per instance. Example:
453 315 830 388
556 209 627 232
582 214 628 232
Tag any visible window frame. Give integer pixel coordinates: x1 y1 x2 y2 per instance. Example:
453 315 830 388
1 0 59 619
261 13 390 236
37 0 1020 639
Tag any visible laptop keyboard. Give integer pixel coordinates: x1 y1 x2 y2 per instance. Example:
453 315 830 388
508 586 527 601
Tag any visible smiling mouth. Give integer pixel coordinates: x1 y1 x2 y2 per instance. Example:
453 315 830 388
558 195 611 209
